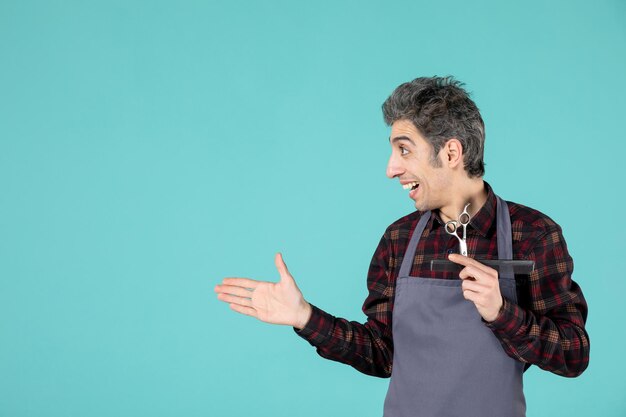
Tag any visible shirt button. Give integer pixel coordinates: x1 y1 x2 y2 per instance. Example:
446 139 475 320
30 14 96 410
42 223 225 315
447 249 454 254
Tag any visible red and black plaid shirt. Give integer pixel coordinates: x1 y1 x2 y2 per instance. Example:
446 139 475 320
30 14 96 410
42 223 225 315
294 182 589 378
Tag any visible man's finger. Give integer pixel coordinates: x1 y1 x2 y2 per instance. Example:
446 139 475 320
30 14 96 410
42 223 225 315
461 278 481 293
462 288 479 303
275 252 291 277
215 284 254 298
217 293 253 307
221 277 260 289
229 303 258 318
448 253 492 274
458 266 488 282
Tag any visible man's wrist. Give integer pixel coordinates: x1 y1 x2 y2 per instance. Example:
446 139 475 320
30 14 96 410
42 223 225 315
295 301 313 330
484 296 505 323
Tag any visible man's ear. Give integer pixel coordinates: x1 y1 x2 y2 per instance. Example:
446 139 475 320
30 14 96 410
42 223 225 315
443 138 463 168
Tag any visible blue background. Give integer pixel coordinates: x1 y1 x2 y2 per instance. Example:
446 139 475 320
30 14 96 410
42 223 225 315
1 0 624 416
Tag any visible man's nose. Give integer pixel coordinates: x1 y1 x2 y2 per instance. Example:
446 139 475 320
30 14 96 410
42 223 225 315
386 155 404 179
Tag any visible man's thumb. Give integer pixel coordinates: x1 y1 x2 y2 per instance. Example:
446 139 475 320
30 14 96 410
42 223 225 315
275 252 292 281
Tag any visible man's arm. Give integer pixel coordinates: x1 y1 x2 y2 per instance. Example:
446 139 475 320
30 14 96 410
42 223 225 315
481 224 589 377
293 232 395 378
450 223 589 377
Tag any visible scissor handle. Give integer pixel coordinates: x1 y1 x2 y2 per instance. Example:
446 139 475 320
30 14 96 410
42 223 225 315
458 203 471 226
444 220 458 235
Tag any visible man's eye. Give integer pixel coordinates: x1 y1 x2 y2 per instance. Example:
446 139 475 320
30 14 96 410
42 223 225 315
400 146 409 155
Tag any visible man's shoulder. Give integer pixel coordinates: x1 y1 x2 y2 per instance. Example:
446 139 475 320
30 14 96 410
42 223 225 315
506 199 563 235
383 210 427 236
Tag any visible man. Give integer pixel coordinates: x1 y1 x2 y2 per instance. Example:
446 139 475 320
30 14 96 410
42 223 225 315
214 76 589 417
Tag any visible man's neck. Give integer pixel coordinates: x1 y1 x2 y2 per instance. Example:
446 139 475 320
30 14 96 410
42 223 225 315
438 178 488 224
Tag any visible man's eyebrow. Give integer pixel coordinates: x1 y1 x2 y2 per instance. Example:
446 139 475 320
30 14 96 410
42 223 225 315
389 135 415 145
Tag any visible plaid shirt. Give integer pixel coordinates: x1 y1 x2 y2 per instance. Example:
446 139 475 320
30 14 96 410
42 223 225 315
294 183 589 378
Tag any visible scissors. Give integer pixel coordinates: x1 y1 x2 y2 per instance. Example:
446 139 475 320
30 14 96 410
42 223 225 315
444 203 471 256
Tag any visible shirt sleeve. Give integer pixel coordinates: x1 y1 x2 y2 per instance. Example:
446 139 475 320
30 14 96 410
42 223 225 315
485 224 590 377
292 232 394 378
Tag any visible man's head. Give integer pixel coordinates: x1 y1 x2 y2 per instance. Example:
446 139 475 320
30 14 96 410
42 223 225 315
382 76 485 178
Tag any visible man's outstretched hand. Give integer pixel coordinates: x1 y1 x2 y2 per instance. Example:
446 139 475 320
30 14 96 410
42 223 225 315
214 253 313 329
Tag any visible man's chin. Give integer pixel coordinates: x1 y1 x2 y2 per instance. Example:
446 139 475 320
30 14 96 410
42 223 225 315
413 197 435 212
413 200 427 211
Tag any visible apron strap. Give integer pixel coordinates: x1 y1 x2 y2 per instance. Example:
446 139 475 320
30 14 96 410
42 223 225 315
495 195 517 302
496 196 514 279
398 211 431 278
496 196 513 261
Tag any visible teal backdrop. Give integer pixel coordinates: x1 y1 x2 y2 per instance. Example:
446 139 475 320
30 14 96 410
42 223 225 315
1 0 624 416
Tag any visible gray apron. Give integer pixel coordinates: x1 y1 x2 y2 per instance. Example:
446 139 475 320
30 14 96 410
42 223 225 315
383 196 526 417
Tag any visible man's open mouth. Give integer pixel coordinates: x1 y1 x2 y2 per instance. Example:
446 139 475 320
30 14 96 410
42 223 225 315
403 182 420 191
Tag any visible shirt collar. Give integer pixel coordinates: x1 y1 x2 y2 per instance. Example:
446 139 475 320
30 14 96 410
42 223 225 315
427 181 496 238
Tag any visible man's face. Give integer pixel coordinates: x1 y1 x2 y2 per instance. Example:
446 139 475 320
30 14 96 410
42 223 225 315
386 119 452 211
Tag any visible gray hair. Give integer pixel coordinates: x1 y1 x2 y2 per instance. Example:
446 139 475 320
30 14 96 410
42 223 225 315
382 76 485 177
